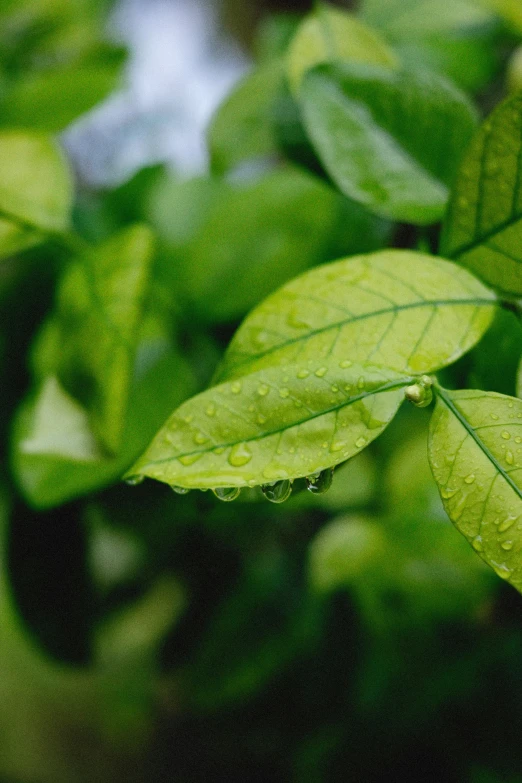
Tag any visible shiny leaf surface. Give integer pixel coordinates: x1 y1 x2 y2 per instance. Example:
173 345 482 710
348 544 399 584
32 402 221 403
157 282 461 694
214 250 496 384
429 387 522 591
299 62 478 224
128 362 411 491
442 91 522 295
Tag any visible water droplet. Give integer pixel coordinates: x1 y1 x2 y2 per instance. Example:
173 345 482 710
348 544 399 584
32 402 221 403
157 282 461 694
287 308 311 329
228 442 253 467
306 467 334 494
501 540 514 551
344 384 352 393
315 367 327 378
499 516 516 533
194 432 209 445
330 440 346 452
405 376 433 408
506 450 514 465
357 376 365 390
213 446 225 455
125 474 144 486
331 385 339 393
502 430 511 440
171 485 190 495
261 479 292 503
213 486 241 502
493 564 511 581
464 473 476 484
231 381 242 394
294 400 303 408
257 413 267 425
297 369 310 379
441 486 457 499
490 413 499 420
472 536 483 552
183 414 194 424
515 437 522 444
355 436 367 449
257 383 270 395
178 453 203 466
206 403 216 417
339 360 353 369
279 388 290 398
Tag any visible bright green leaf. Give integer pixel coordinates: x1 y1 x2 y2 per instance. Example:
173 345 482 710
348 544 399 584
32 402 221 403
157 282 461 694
128 361 411 491
428 387 522 591
299 63 478 224
442 92 522 295
51 224 154 453
0 131 72 240
207 60 284 175
478 0 522 32
0 62 124 133
214 250 496 384
286 3 398 95
360 0 495 37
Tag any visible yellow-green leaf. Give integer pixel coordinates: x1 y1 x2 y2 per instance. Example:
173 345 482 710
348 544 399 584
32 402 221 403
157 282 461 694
0 130 73 235
286 2 398 94
441 92 522 295
428 387 522 591
214 250 497 384
127 361 411 491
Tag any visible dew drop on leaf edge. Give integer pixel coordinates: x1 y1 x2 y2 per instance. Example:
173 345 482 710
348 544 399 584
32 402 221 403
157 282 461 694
125 474 145 486
261 479 292 503
213 486 241 502
171 485 190 495
306 467 334 495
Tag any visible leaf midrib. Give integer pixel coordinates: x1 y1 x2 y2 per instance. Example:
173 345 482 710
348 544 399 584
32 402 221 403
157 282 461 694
447 211 522 260
437 387 522 502
141 376 412 467
216 296 495 381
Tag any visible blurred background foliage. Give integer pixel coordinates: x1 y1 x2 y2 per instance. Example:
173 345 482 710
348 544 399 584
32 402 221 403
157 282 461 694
2 0 522 781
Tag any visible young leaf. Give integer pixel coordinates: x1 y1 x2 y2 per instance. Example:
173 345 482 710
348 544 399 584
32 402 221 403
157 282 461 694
286 3 398 95
127 362 412 491
0 131 72 253
441 92 522 295
214 250 497 384
51 224 154 454
207 60 284 175
428 387 522 590
299 62 478 224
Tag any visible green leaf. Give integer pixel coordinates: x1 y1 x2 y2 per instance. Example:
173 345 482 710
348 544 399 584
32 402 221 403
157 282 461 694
286 3 398 95
0 131 72 244
214 250 497 385
299 62 478 224
441 92 522 296
207 60 284 175
360 0 495 37
128 361 411 491
12 327 196 509
0 60 124 133
428 386 522 590
152 168 389 323
51 224 154 453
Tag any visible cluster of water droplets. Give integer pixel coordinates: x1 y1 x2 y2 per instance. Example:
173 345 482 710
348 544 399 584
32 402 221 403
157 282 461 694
404 375 433 408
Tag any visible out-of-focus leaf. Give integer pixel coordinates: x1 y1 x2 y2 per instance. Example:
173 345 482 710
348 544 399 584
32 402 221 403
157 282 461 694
207 60 284 175
468 308 522 397
507 45 522 92
12 322 196 508
1 59 124 132
299 63 478 224
215 250 496 384
254 13 301 63
128 362 410 491
360 0 495 35
429 387 522 591
286 3 398 94
52 224 154 453
478 0 522 32
0 130 72 241
442 92 522 295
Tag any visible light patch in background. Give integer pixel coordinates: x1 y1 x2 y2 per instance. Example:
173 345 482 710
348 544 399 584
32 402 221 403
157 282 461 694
63 0 248 187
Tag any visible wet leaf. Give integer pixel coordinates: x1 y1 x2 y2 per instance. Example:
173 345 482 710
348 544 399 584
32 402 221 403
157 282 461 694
49 224 154 453
214 250 497 384
0 131 72 255
127 361 411 491
441 92 522 295
207 59 284 175
428 387 522 591
299 62 478 224
286 3 397 94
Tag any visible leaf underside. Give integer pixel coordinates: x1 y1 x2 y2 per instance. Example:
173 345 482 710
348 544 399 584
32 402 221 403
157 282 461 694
429 388 522 591
214 250 497 384
442 91 522 295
